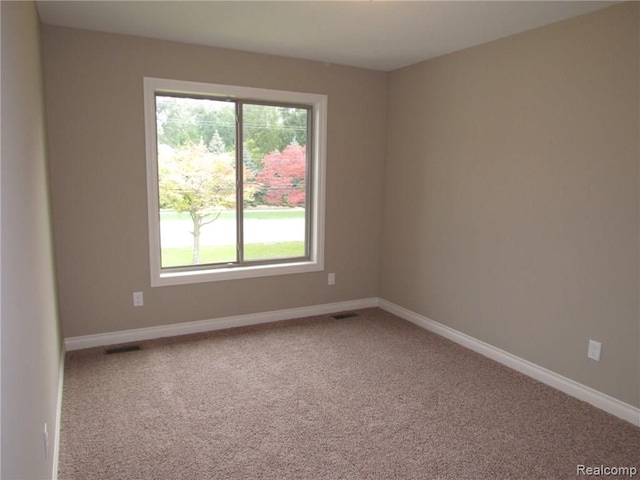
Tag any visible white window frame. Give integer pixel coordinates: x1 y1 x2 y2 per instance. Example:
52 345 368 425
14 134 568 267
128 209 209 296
143 77 327 287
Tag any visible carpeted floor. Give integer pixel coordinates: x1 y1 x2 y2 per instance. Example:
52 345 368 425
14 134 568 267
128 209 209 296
58 308 639 479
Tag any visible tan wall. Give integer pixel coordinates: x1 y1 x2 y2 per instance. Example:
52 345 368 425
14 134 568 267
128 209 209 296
42 26 388 338
382 3 640 407
1 2 63 478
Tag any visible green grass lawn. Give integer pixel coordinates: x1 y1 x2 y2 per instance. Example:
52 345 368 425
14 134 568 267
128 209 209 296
161 241 305 268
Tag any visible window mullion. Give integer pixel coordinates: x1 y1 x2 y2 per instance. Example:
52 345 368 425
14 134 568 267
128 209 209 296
235 101 244 264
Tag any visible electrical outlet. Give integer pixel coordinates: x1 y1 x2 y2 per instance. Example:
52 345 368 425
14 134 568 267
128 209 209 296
587 340 602 361
328 273 335 285
133 291 144 307
43 423 49 460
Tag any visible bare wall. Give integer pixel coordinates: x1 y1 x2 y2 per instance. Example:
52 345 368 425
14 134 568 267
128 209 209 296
382 3 640 407
41 26 388 338
1 1 63 478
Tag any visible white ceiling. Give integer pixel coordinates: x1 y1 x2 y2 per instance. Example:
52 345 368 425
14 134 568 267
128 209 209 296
36 1 616 72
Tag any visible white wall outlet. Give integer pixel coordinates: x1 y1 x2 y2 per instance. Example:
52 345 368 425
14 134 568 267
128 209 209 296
587 340 602 361
43 422 49 460
133 291 144 307
328 273 335 285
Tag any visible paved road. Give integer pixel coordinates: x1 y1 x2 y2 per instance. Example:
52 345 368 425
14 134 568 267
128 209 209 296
160 217 305 248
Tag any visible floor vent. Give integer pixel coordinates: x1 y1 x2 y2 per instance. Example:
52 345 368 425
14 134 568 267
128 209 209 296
331 312 359 320
105 344 141 355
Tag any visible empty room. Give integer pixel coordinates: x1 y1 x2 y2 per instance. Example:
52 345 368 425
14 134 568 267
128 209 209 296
1 1 639 479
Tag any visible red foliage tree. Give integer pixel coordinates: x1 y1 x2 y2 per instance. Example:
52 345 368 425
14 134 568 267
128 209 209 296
256 144 306 207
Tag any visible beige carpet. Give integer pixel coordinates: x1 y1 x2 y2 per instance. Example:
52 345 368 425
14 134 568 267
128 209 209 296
59 308 639 479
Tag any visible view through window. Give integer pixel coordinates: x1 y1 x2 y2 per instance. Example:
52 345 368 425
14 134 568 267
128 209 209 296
145 78 326 286
156 95 311 269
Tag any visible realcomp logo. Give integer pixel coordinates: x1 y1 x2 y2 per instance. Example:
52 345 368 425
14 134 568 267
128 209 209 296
577 465 638 477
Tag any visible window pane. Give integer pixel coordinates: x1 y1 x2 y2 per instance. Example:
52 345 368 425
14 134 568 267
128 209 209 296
242 104 308 261
156 95 237 268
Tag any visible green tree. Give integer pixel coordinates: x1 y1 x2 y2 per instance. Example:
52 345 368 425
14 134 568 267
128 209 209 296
157 96 236 154
281 107 308 146
158 143 245 265
157 97 308 171
208 130 226 154
242 104 309 171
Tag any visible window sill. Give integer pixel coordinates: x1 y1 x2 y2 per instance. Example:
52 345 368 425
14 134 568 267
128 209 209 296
151 260 324 287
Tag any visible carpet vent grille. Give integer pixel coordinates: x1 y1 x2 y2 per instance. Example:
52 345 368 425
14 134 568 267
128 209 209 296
105 344 141 355
331 312 359 320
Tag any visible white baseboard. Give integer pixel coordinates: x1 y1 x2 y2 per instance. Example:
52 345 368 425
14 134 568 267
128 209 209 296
52 349 65 480
64 298 380 351
379 299 640 427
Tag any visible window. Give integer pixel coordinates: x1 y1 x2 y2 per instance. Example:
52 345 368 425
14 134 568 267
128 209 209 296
144 78 327 286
